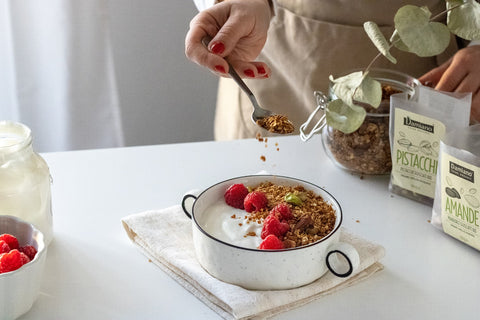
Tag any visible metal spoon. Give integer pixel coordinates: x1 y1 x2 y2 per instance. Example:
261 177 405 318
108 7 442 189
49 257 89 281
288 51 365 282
225 61 275 124
202 37 274 125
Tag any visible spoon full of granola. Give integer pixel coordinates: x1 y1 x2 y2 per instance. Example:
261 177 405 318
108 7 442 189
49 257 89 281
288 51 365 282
227 61 294 134
202 37 294 134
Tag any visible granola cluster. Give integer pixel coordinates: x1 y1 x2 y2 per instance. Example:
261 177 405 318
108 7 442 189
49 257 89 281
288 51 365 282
242 182 337 248
256 114 294 134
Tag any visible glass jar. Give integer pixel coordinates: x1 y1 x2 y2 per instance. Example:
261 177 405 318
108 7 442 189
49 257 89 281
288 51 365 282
0 121 53 244
301 68 419 175
322 109 392 175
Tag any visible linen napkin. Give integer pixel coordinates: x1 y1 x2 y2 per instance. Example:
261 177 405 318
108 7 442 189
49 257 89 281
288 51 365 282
122 205 385 320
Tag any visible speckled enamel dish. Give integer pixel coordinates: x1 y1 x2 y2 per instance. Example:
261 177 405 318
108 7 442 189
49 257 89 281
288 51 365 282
182 175 359 290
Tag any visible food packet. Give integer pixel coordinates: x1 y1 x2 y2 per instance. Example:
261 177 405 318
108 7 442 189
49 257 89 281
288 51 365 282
431 124 480 250
389 85 471 205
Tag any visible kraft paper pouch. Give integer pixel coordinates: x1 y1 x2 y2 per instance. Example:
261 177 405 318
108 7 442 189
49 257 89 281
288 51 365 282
431 124 480 251
389 85 471 206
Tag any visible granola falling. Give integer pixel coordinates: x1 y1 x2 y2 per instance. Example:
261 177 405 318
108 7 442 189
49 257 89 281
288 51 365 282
256 114 294 134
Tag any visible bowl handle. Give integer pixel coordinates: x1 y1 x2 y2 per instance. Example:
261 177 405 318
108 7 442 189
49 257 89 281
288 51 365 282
181 189 201 219
325 242 360 278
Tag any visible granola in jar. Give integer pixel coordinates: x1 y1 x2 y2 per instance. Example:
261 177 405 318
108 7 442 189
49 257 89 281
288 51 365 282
319 68 419 175
323 114 391 174
322 85 402 175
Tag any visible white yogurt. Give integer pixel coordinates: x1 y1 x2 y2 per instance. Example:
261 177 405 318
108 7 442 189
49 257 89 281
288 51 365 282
201 202 262 249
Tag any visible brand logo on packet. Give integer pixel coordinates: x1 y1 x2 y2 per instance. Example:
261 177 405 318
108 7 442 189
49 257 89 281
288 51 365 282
403 116 434 133
449 161 475 183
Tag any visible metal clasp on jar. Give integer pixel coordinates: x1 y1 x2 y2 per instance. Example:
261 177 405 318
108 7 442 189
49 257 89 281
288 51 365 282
299 91 329 142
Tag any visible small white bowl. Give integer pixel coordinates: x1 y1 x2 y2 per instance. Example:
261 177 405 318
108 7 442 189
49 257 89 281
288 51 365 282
0 215 47 320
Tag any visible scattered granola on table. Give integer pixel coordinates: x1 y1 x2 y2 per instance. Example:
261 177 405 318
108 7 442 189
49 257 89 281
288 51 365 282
256 114 294 134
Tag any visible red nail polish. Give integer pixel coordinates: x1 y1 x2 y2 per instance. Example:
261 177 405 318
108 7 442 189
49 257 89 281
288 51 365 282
257 66 266 74
244 69 255 77
215 65 226 73
210 42 225 55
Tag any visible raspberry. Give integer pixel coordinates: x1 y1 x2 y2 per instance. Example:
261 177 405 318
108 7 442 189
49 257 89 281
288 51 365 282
19 245 38 261
261 213 290 239
20 252 31 265
271 202 293 220
0 249 24 273
0 240 10 254
244 191 268 213
0 233 19 250
224 184 249 209
259 234 284 250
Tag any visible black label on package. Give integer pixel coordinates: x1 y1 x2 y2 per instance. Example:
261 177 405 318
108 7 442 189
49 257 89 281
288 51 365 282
404 116 435 133
450 161 475 183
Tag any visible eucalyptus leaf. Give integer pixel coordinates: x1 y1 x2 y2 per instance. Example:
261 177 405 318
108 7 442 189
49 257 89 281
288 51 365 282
354 75 382 109
447 0 480 40
364 21 397 63
325 99 366 134
394 5 451 57
329 71 364 105
330 71 382 109
390 30 410 52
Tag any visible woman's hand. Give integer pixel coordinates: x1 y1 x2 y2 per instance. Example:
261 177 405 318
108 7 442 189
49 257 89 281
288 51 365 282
419 45 480 123
185 0 272 79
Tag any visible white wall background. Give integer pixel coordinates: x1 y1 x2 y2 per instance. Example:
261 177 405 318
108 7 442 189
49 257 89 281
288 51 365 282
108 0 218 146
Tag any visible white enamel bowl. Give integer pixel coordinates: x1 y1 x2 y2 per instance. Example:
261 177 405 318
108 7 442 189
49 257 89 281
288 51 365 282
182 175 359 290
0 215 47 320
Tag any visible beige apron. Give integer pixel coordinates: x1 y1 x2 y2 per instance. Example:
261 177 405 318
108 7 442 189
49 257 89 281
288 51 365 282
214 0 458 140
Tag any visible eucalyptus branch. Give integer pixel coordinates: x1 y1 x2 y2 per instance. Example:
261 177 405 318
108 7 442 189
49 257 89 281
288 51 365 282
364 52 383 74
365 36 398 73
324 0 480 134
431 3 464 21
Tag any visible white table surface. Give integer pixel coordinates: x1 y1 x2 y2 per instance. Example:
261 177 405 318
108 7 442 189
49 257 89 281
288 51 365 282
19 134 479 320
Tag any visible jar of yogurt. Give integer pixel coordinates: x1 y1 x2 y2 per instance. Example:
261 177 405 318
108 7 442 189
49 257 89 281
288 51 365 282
0 121 53 244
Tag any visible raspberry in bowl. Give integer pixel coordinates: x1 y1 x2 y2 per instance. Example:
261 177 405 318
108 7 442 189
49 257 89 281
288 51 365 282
182 175 359 290
0 215 47 320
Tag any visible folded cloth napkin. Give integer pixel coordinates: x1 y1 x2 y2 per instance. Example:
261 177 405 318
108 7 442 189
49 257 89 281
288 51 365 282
122 205 385 320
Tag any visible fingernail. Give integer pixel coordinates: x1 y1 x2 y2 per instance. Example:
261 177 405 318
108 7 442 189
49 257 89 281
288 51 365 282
210 42 225 55
215 65 226 73
263 74 269 78
244 69 255 77
257 66 266 74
